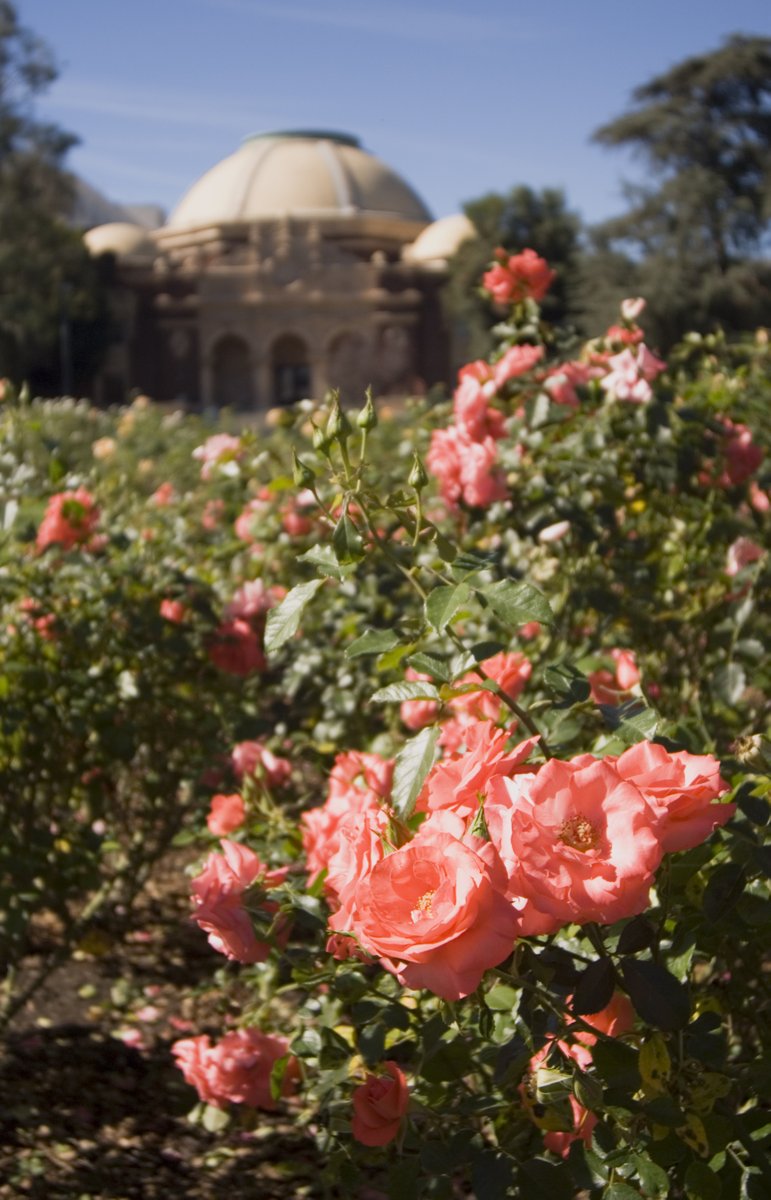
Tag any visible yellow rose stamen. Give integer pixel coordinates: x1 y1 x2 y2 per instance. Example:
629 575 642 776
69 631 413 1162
559 815 599 852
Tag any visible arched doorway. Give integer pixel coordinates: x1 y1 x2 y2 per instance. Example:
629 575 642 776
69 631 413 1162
271 334 311 406
212 335 254 409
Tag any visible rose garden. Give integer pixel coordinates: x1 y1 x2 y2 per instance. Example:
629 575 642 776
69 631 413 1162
0 252 769 1199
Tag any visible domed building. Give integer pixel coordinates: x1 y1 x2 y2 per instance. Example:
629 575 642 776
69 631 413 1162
86 131 474 408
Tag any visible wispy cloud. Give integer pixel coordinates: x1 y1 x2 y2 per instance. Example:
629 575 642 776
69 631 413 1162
191 0 524 44
44 78 291 134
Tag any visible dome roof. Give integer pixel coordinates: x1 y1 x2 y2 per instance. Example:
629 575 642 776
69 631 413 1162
166 131 432 230
83 222 156 259
403 213 477 268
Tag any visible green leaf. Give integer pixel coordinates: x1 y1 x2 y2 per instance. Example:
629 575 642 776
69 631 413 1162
332 509 365 564
620 958 690 1031
632 1153 670 1198
425 582 471 632
407 652 452 682
616 915 656 955
297 544 354 579
543 661 591 704
518 1157 574 1200
371 680 440 704
471 1151 516 1200
712 663 746 706
685 1161 721 1200
264 579 325 653
702 863 746 922
391 725 440 819
592 1040 641 1091
604 1184 644 1200
481 578 554 628
571 957 616 1016
346 628 400 658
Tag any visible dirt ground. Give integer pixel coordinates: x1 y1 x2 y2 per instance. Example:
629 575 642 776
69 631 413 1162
0 860 354 1200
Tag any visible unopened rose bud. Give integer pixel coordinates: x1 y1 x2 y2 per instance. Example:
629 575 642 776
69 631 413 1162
292 450 315 489
357 388 378 430
408 453 429 491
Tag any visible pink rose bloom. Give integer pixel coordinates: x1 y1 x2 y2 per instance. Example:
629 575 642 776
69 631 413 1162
160 598 186 623
36 488 99 552
621 297 646 321
544 361 602 409
302 751 394 886
486 756 662 927
519 621 541 640
749 481 769 512
173 1028 296 1110
207 793 246 836
192 433 243 480
588 649 640 705
149 481 176 507
449 652 532 724
726 536 764 576
190 839 287 963
232 741 291 788
613 741 733 853
234 497 269 544
427 425 508 510
207 619 266 676
226 579 284 621
341 828 520 1000
600 346 665 404
453 371 502 442
351 1061 409 1147
544 1098 597 1158
493 343 544 391
482 248 555 305
326 806 391 925
281 489 317 538
202 498 225 530
605 323 644 346
418 721 538 817
400 668 440 731
720 418 763 487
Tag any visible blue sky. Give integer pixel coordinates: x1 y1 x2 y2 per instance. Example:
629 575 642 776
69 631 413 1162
22 0 771 227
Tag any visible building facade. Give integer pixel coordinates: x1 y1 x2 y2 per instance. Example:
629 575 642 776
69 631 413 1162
84 131 475 409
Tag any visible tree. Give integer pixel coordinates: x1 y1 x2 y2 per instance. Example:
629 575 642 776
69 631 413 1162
0 1 109 390
588 34 771 347
445 185 584 366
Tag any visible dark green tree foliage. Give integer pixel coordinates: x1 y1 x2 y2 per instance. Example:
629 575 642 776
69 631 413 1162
0 1 109 390
446 186 584 365
588 34 771 348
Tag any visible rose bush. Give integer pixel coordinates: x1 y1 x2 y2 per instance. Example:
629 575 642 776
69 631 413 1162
1 248 769 1198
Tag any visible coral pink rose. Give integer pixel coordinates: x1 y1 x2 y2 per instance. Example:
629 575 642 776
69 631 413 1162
493 343 544 391
341 829 520 1000
149 481 176 507
613 741 733 853
173 1028 297 1110
427 425 508 510
207 793 246 836
192 433 243 480
351 1061 409 1147
36 488 99 552
190 839 287 963
544 1098 597 1158
232 741 292 788
449 651 532 725
720 418 763 487
544 360 602 408
482 248 555 305
725 536 764 577
160 598 186 623
302 751 393 886
486 756 662 927
417 721 538 817
588 649 640 705
207 619 266 676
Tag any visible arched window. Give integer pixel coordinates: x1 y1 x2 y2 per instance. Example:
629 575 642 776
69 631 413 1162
212 335 254 409
271 334 311 406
